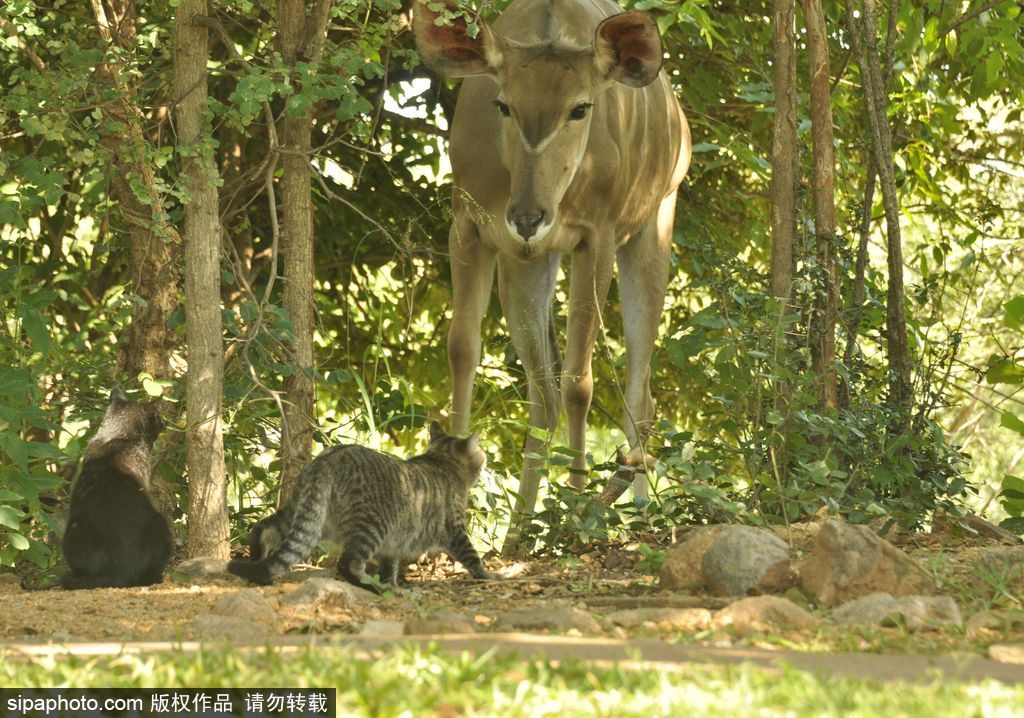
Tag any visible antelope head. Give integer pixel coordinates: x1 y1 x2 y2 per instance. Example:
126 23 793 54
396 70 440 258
414 2 664 246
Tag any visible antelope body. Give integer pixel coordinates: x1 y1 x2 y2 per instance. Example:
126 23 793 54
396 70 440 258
414 0 691 527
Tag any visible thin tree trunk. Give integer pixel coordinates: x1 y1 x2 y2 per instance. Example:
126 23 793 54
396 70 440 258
859 0 913 428
276 0 332 506
90 0 179 380
767 0 799 495
175 0 229 558
770 0 798 303
840 0 898 411
800 0 838 411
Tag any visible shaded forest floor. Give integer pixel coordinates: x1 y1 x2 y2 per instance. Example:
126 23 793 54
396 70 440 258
1 529 1023 674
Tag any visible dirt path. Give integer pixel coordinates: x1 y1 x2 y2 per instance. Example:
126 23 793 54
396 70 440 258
2 539 1022 684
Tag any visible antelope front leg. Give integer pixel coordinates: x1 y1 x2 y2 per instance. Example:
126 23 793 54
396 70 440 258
447 216 496 435
497 253 561 544
562 234 615 490
615 193 675 504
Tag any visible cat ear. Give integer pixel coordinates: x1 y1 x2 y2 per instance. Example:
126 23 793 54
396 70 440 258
463 432 480 453
110 387 129 405
429 421 446 443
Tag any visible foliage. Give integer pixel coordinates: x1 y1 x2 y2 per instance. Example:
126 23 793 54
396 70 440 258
1 0 1023 567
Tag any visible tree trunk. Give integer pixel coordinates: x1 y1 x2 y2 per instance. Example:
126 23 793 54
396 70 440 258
89 0 179 380
276 0 333 506
840 0 899 412
175 0 229 558
801 0 838 411
769 0 798 303
859 0 913 429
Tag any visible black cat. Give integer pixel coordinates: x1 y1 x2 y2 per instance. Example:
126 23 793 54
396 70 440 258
60 388 172 589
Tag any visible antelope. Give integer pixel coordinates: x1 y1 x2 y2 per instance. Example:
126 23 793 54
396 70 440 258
414 0 690 533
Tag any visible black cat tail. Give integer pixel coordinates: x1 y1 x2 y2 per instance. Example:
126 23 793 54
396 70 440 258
60 572 114 590
227 467 331 585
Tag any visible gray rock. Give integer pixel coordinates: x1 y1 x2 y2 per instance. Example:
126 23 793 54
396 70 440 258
798 521 934 607
714 596 820 635
171 558 233 582
280 577 374 608
213 588 277 626
191 614 271 641
406 612 477 635
659 525 730 591
701 525 791 597
831 593 961 631
493 606 601 633
988 643 1024 665
604 607 712 631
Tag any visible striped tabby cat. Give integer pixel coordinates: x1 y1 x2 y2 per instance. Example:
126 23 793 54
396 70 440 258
227 422 497 591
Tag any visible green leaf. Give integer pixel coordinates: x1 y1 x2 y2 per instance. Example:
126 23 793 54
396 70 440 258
986 359 1024 385
17 306 50 355
1001 412 1024 436
0 506 22 531
1003 295 1024 331
999 516 1024 535
3 532 29 551
139 373 172 397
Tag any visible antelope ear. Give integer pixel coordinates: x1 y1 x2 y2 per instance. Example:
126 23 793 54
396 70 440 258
594 11 663 88
413 0 503 78
429 420 446 443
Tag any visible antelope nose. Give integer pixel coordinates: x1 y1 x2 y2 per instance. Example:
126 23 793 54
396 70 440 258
512 210 545 240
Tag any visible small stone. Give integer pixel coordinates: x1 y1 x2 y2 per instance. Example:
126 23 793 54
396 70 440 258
281 577 374 608
659 525 729 591
967 609 1024 633
604 607 712 632
798 521 934 607
172 558 233 582
493 606 601 633
213 588 277 626
714 596 820 635
831 593 961 631
406 612 477 635
988 644 1024 665
0 573 22 587
192 614 270 641
701 526 791 597
359 620 406 637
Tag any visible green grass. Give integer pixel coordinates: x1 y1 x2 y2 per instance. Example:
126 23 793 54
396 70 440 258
2 644 1022 717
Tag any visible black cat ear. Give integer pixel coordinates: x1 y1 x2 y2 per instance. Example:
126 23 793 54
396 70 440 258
110 387 128 405
429 421 446 443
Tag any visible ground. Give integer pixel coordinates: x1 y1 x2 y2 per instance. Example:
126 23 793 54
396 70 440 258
1 525 1022 678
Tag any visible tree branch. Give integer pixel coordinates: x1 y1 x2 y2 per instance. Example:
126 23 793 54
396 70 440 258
939 0 1009 40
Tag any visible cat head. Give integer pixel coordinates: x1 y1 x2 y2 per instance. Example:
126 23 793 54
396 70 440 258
90 387 164 450
428 421 487 481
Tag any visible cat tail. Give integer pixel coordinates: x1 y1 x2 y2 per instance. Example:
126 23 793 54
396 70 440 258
60 572 120 590
227 467 331 585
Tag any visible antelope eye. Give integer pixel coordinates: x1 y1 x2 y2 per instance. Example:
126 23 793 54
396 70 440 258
494 100 510 117
569 103 592 121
